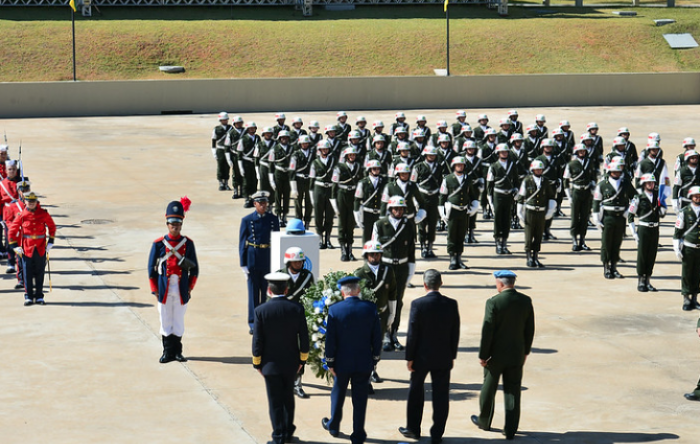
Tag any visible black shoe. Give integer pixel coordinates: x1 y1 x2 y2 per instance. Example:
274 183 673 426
580 241 591 251
280 219 287 228
243 199 253 208
284 435 299 443
684 393 700 401
501 241 512 255
231 186 238 196
36 298 46 305
393 339 405 351
421 249 428 259
371 370 383 383
321 418 339 437
159 353 176 364
294 386 308 399
449 255 459 270
383 342 395 352
468 231 478 243
218 181 226 191
495 240 503 255
533 253 544 268
526 251 535 268
249 328 254 335
398 427 420 440
683 295 694 311
368 383 375 395
470 415 489 431
340 244 349 262
431 439 443 444
319 241 327 250
174 353 188 362
693 295 700 310
588 220 595 227
14 282 23 290
24 299 33 306
347 246 357 261
555 209 565 218
502 430 515 440
637 277 648 293
604 263 613 279
572 237 581 252
618 257 626 263
407 282 415 288
457 255 469 270
326 241 335 249
426 249 437 259
612 266 623 279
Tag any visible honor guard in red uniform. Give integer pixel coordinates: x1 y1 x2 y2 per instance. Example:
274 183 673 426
8 191 56 306
6 180 30 290
147 197 199 363
1 160 21 273
0 145 9 259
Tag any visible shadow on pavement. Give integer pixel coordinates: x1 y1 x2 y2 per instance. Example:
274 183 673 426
50 284 140 291
523 430 679 443
186 356 252 364
47 301 153 308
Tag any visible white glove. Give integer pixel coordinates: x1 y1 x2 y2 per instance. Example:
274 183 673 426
309 190 314 203
438 206 448 224
517 203 525 222
225 152 234 168
468 200 480 217
415 208 427 224
660 206 667 218
354 210 364 228
545 199 557 220
13 247 23 257
629 222 639 244
565 188 572 202
290 181 299 199
46 243 53 252
487 196 494 212
593 213 604 230
672 199 679 213
269 174 277 191
556 179 562 194
241 266 250 275
512 188 519 196
387 300 397 330
331 199 339 214
238 161 245 176
256 167 261 180
211 148 218 160
673 239 683 261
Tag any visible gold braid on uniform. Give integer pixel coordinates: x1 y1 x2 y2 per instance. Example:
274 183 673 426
252 355 262 365
300 352 309 362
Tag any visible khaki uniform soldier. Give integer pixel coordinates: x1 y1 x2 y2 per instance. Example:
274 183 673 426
277 246 315 399
673 186 700 311
368 120 392 152
523 124 541 160
563 144 597 251
463 140 485 243
517 160 557 268
510 133 530 230
372 196 414 352
592 159 636 279
211 112 233 191
674 137 696 176
307 121 323 147
413 115 432 144
429 121 452 148
336 111 352 142
487 144 520 255
473 114 491 142
391 112 410 138
355 160 388 244
310 140 338 250
237 122 260 208
617 127 638 169
535 139 565 241
450 110 469 137
331 147 363 262
225 116 246 199
411 146 443 259
367 136 393 177
355 240 397 384
272 112 290 138
673 150 700 213
508 110 523 136
354 116 371 153
256 127 278 201
288 135 315 228
635 141 669 193
628 174 666 293
324 125 346 161
439 156 480 270
268 131 295 227
288 116 307 147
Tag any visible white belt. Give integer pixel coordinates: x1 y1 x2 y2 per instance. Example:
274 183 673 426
603 205 626 212
637 221 659 228
494 188 512 194
315 182 333 188
363 208 381 214
450 204 469 211
260 161 270 167
684 240 700 249
241 156 254 162
525 204 546 212
572 183 589 190
382 257 409 265
338 184 357 190
296 174 310 179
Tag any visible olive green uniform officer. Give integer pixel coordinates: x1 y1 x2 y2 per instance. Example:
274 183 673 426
372 195 415 352
634 141 669 193
592 159 636 279
439 156 480 270
563 144 597 251
236 122 260 208
672 150 700 214
509 133 530 230
331 147 363 262
276 245 315 399
479 128 498 219
354 160 388 244
462 140 485 244
673 186 700 311
535 138 565 241
225 116 245 199
628 174 666 293
255 127 278 203
355 240 397 384
486 143 520 255
211 112 233 191
309 140 338 250
271 112 290 138
367 136 393 178
411 146 443 259
450 110 469 137
516 160 557 268
288 135 315 229
268 130 295 227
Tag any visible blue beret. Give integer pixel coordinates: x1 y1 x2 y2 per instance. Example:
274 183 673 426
493 270 517 279
337 275 361 290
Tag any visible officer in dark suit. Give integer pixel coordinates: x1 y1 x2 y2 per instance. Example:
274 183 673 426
253 272 310 444
322 276 382 444
471 270 534 441
240 191 280 334
399 269 460 444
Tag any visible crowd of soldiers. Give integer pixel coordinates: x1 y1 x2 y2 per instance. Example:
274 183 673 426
220 109 700 313
0 143 56 306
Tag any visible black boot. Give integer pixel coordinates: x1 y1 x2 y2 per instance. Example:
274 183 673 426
382 332 395 352
340 244 349 262
325 232 335 249
438 220 446 232
683 294 693 311
637 276 648 292
646 276 657 292
526 251 535 268
174 336 187 362
579 237 591 251
160 335 175 364
319 232 327 250
483 208 490 220
604 262 613 279
693 294 700 310
231 184 239 196
543 229 557 241
501 238 512 255
449 254 459 270
243 197 253 208
533 251 544 268
467 229 478 244
371 368 383 383
426 242 437 258
348 244 357 261
218 180 226 191
294 375 308 399
495 238 503 255
572 236 581 252
420 242 427 259
611 263 623 279
279 216 287 228
457 254 469 269
392 331 404 351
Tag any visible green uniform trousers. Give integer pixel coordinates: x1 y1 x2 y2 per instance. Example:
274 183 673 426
447 209 469 255
240 159 258 199
636 226 659 276
493 193 514 239
570 189 592 238
418 194 439 245
361 212 380 245
478 363 524 439
293 178 313 227
336 190 356 245
601 214 626 264
259 164 276 203
524 211 546 253
231 153 243 187
681 246 700 295
274 173 291 219
313 185 334 236
216 149 230 182
391 262 409 334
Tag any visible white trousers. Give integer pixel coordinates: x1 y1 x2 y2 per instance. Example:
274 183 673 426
158 275 187 337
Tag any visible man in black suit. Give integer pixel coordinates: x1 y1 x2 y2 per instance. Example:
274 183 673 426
399 269 460 444
322 275 382 444
471 270 535 441
252 272 310 444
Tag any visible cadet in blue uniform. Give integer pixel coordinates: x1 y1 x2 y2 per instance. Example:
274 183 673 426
253 272 310 444
147 197 199 363
322 276 382 444
240 191 280 334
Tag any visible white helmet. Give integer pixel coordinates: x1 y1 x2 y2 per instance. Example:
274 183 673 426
394 126 408 135
275 112 286 120
349 130 362 140
451 156 466 166
324 124 337 134
685 149 699 161
478 114 489 121
580 132 594 142
362 240 383 256
387 195 407 208
232 115 244 124
365 160 382 170
646 140 661 150
551 128 564 137
540 138 555 148
436 120 448 129
639 173 656 185
262 126 274 135
559 120 571 128
245 121 258 129
373 120 385 128
397 142 411 151
608 161 624 172
683 137 696 147
277 130 291 139
688 186 700 198
413 129 426 139
510 133 524 143
292 116 303 124
394 164 412 175
372 135 386 145
508 109 518 117
356 116 367 123
298 135 311 145
416 115 427 122
395 112 406 119
586 122 599 131
308 121 320 129
337 111 348 118
462 140 478 151
423 146 439 156
648 132 661 142
530 160 545 171
573 144 588 154
495 143 510 154
499 118 512 127
484 128 497 137
317 140 332 151
284 247 305 264
613 136 626 147
342 147 359 158
0 144 8 153
536 114 546 122
455 110 467 118
461 124 473 134
217 111 229 121
617 127 630 135
525 124 538 133
438 134 451 144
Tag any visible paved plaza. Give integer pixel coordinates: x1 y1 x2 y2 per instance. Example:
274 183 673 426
1 105 698 443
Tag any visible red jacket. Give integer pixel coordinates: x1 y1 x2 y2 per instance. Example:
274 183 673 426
8 204 56 257
5 199 25 225
0 177 19 221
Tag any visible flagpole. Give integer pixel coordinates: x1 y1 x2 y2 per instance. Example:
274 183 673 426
72 8 76 81
446 4 450 77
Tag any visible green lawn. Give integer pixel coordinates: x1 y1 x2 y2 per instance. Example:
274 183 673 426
0 5 699 81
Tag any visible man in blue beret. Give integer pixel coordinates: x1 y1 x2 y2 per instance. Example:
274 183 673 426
322 275 382 444
471 270 535 441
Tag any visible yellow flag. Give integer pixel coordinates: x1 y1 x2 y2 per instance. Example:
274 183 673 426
69 0 77 11
444 0 449 12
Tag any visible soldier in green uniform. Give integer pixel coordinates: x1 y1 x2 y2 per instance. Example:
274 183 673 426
272 112 289 138
674 137 696 176
683 318 700 401
523 124 541 160
354 240 397 384
673 150 700 214
211 112 233 191
325 125 346 161
310 140 337 250
517 160 557 268
451 110 468 137
617 127 638 169
604 137 636 178
372 196 415 352
462 140 485 243
586 122 604 173
277 246 315 398
411 147 442 259
355 160 388 244
453 125 475 154
225 115 245 199
563 144 597 251
413 115 431 145
391 112 410 137
307 121 323 147
336 111 352 142
289 135 315 229
346 130 366 165
535 139 564 241
508 110 522 136
367 135 393 177
439 156 480 270
331 147 363 262
236 121 260 208
496 118 512 145
635 141 669 193
289 116 307 147
256 126 277 202
628 174 666 293
389 127 411 155
559 120 576 152
369 120 392 152
673 186 700 311
479 128 499 220
592 160 636 279
268 130 294 227
391 142 417 176
510 133 530 230
410 129 429 161
473 114 490 142
430 121 452 148
487 144 520 255
355 116 370 154
534 114 548 139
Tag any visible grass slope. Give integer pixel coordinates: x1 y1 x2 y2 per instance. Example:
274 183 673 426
0 6 699 81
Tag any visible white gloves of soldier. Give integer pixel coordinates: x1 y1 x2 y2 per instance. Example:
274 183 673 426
387 300 397 331
331 199 339 214
241 266 250 275
673 239 683 261
290 181 299 199
269 174 277 191
225 152 234 168
565 188 572 203
517 203 525 222
545 200 557 220
354 210 363 229
46 243 53 253
211 148 218 160
628 222 639 244
438 206 448 224
556 179 562 194
672 199 679 214
468 200 480 217
593 213 604 231
256 167 261 180
309 190 314 203
238 161 245 176
13 247 23 257
415 209 427 224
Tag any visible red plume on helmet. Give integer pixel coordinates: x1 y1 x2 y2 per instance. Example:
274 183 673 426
180 196 191 213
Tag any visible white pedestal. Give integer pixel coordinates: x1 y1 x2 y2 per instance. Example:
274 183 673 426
271 232 321 281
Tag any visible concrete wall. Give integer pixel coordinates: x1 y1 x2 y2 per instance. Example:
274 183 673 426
1 72 699 118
